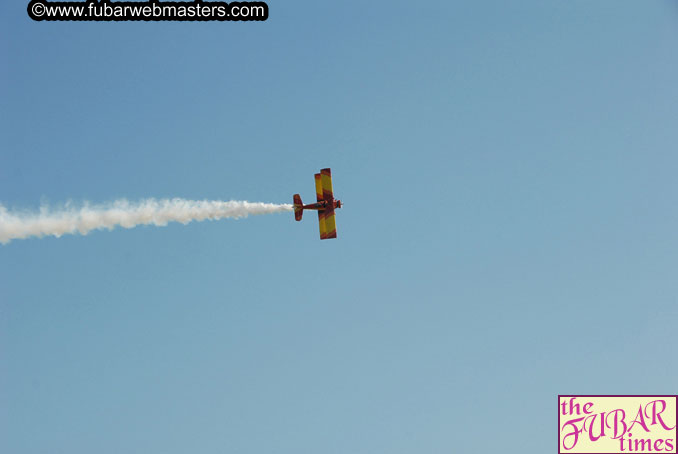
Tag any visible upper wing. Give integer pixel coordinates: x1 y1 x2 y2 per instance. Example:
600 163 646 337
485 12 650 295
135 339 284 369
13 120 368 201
320 168 334 201
317 211 328 239
316 169 337 240
315 173 327 239
322 208 337 239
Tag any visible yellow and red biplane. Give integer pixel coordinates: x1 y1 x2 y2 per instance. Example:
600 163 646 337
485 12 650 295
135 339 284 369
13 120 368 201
293 168 342 240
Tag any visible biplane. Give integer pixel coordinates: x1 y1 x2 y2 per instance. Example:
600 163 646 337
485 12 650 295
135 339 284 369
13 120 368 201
293 168 342 240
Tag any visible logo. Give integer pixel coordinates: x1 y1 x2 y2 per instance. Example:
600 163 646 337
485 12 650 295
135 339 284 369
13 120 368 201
558 395 677 453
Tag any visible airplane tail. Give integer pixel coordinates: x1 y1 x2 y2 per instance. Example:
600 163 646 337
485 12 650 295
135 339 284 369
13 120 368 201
293 194 303 221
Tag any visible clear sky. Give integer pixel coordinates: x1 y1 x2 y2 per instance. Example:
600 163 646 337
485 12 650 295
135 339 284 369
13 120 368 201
1 1 677 452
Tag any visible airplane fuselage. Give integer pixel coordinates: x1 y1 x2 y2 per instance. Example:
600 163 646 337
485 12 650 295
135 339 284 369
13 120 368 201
302 200 342 211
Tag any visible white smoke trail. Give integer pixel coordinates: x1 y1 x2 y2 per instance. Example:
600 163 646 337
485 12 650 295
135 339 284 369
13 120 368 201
0 198 292 244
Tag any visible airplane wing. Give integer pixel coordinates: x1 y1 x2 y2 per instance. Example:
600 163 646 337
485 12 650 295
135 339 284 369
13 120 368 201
315 173 324 203
320 168 334 201
320 168 337 239
323 208 337 239
315 173 327 239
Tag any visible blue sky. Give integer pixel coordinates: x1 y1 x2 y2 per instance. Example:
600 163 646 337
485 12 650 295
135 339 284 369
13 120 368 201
1 1 677 452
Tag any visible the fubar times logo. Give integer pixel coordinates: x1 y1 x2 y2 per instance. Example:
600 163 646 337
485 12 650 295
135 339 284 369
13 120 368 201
559 396 677 453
